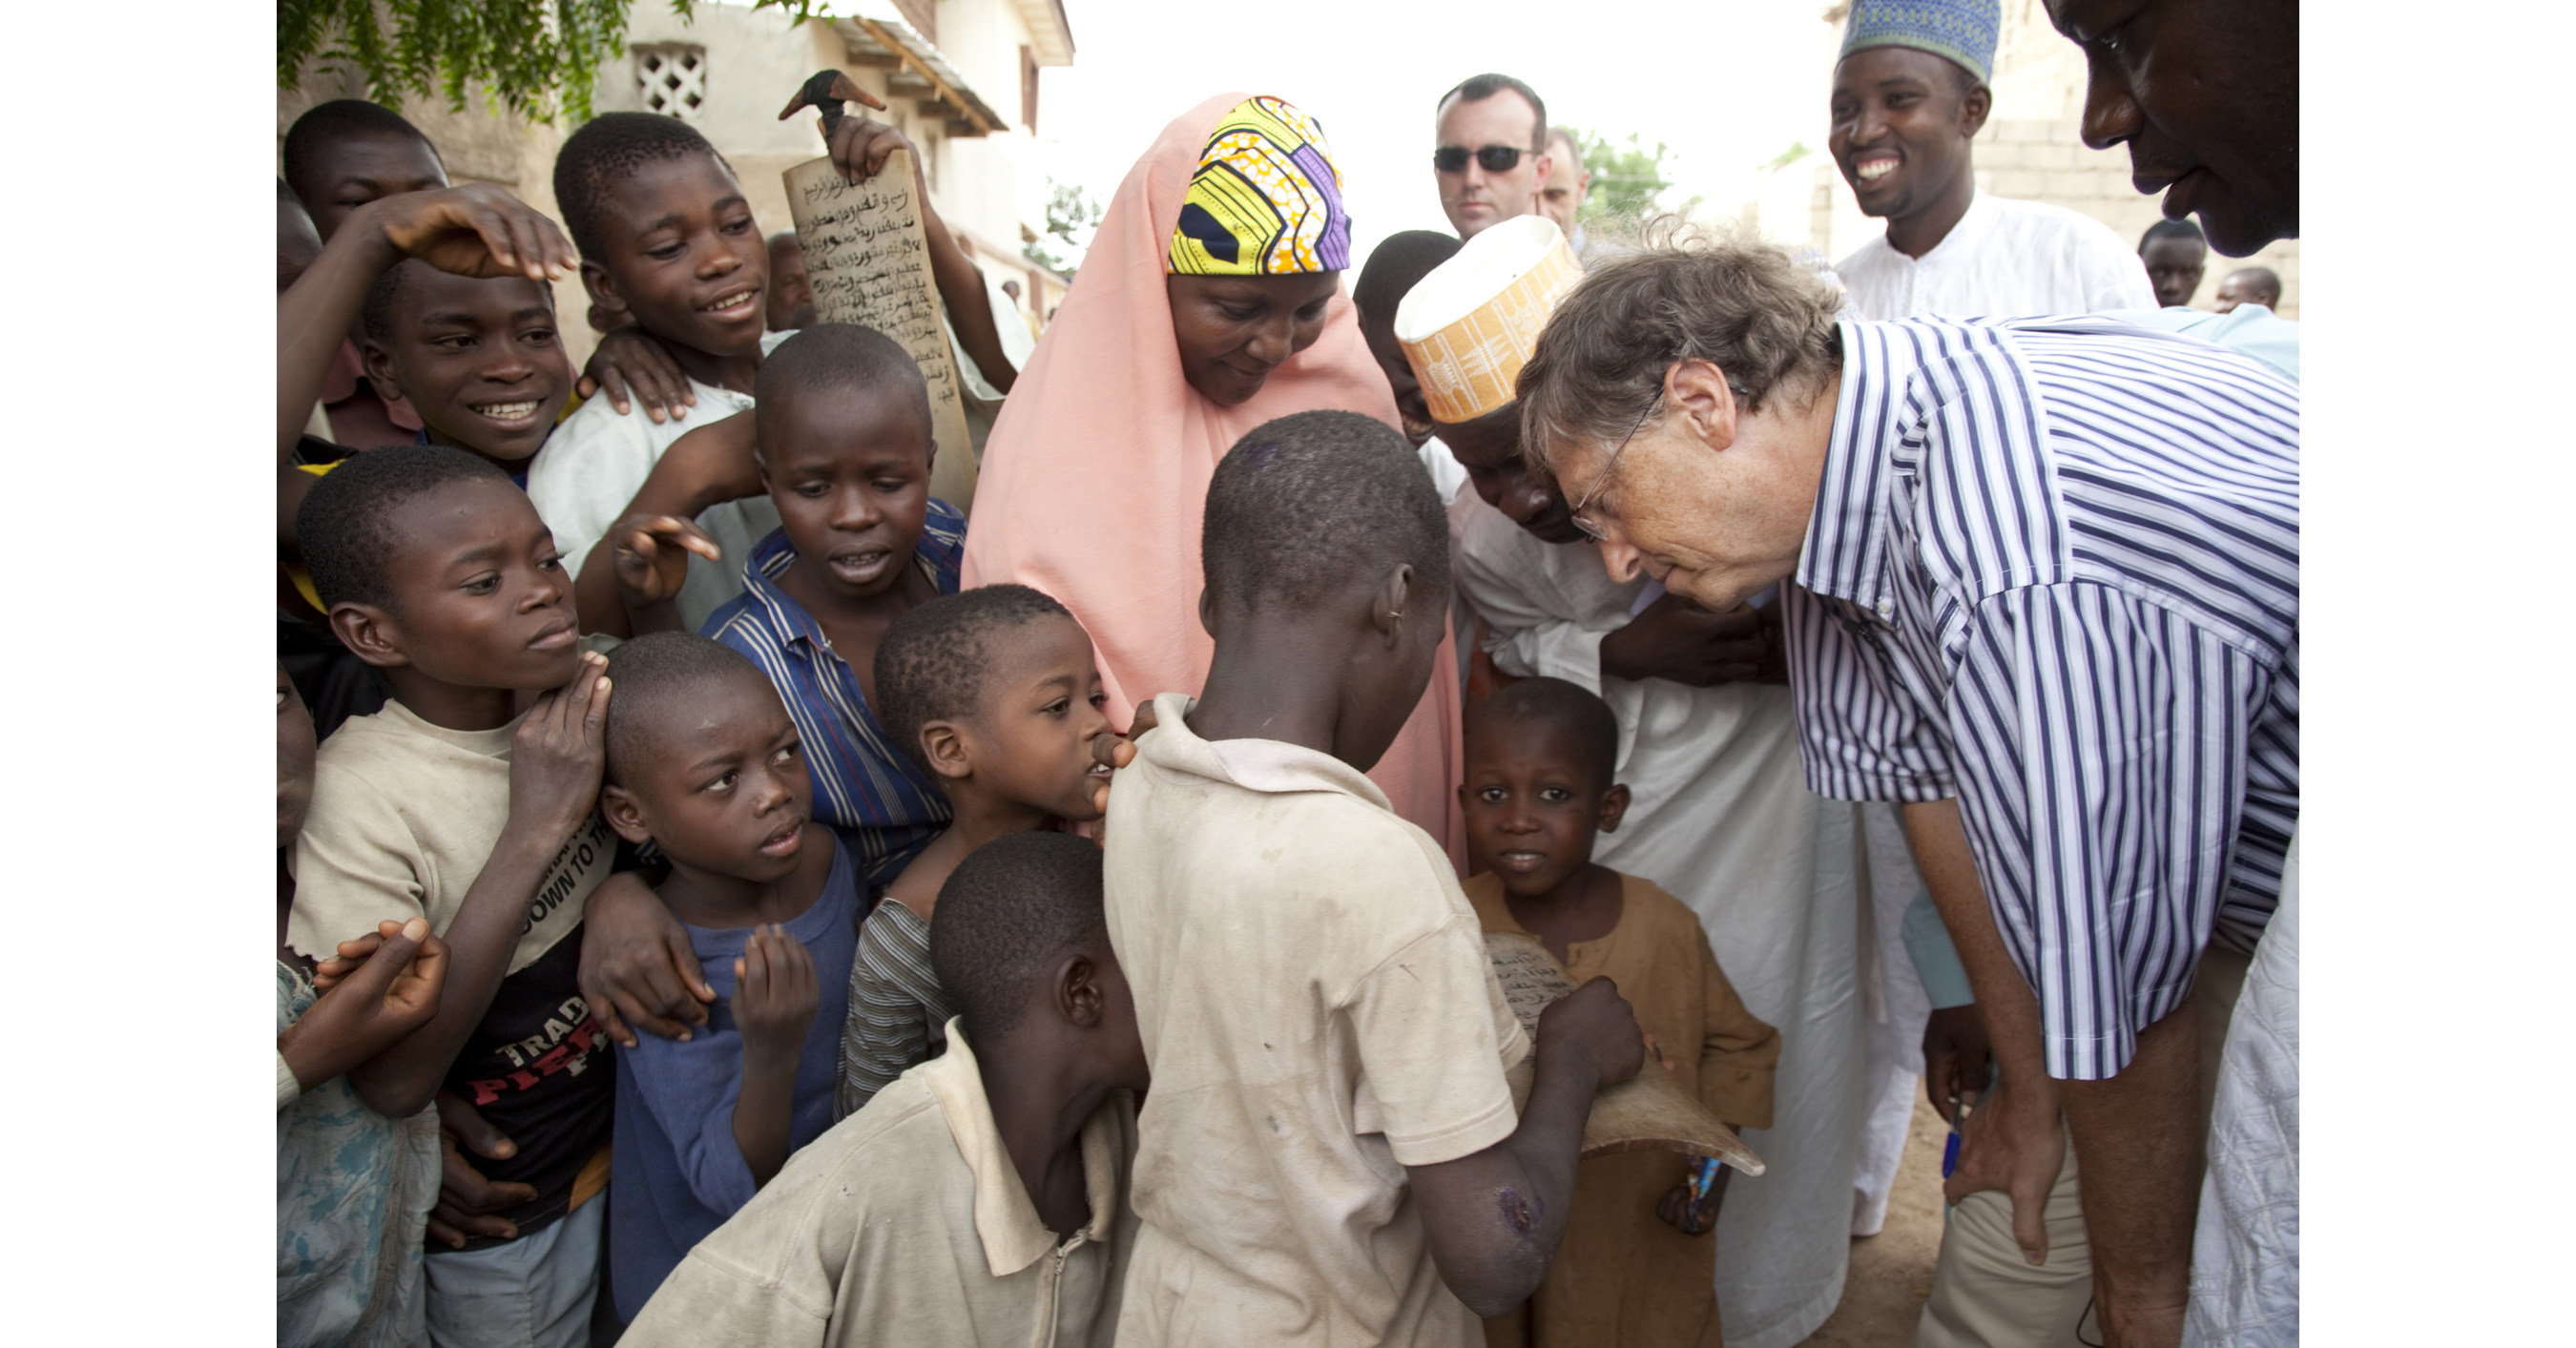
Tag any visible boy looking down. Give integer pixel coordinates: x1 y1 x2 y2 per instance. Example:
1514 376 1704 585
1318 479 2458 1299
539 109 1015 634
595 633 862 1317
569 325 978 1083
287 445 620 1348
1104 409 1647 1346
615 323 963 879
618 831 1147 1348
1457 677 1779 1347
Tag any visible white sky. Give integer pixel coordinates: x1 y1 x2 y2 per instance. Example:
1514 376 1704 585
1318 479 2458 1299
1027 0 1849 269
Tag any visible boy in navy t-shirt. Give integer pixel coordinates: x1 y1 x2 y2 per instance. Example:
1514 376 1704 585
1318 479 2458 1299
595 633 863 1317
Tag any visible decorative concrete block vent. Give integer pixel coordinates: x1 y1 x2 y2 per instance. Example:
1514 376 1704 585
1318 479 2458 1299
636 45 708 121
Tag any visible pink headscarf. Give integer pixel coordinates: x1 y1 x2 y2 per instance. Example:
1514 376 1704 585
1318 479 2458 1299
965 93 1465 864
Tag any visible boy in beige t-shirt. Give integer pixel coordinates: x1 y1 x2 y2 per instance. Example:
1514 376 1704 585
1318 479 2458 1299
618 832 1147 1347
1105 411 1648 1347
287 446 621 1348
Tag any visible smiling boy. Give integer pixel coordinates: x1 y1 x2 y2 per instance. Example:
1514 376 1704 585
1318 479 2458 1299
596 633 862 1318
288 445 622 1348
530 113 785 632
361 260 573 483
1826 0 2150 321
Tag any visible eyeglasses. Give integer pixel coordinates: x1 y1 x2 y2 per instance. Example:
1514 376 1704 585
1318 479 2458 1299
1433 144 1541 174
1566 379 1753 542
1567 394 1662 542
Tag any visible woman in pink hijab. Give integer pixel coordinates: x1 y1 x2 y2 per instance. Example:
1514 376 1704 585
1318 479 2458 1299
965 93 1465 862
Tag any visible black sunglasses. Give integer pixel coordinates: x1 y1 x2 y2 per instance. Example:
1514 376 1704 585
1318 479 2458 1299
1433 144 1541 174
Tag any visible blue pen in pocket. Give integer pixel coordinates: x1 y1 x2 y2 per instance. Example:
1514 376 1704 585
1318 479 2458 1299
1681 1155 1723 1234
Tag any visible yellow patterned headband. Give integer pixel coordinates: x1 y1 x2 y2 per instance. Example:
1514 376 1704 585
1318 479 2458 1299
1168 96 1352 276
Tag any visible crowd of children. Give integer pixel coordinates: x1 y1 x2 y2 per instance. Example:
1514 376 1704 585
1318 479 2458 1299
276 94 1776 1348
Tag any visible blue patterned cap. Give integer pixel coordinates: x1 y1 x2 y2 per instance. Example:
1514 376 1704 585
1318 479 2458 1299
1838 0 2000 84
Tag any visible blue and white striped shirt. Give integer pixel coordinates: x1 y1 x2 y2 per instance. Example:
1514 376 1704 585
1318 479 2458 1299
701 504 966 889
1783 316 2298 1080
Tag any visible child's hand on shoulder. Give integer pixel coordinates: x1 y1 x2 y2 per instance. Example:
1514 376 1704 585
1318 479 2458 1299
607 513 721 613
579 328 697 425
364 182 576 285
734 925 819 1063
507 651 612 843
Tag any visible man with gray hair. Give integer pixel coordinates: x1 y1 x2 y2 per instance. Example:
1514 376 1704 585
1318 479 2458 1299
1516 239 2297 1348
1432 73 1554 239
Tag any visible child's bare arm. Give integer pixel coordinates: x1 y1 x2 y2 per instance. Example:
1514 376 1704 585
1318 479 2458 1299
359 654 613 1116
731 926 820 1188
278 185 576 536
1405 977 1644 1317
280 917 447 1110
571 410 759 637
821 116 1017 394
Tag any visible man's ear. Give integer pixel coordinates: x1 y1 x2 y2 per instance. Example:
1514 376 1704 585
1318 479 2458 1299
1597 781 1632 835
328 602 412 671
1196 585 1217 640
920 720 973 782
1055 951 1105 1029
600 782 655 846
1370 564 1417 647
580 259 632 327
359 339 406 404
1959 83 1993 139
1666 360 1743 453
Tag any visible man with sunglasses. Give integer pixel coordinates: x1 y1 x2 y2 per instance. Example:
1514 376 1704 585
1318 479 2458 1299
1432 73 1554 239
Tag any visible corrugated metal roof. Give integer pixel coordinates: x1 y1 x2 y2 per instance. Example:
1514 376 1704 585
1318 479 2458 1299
833 3 1008 136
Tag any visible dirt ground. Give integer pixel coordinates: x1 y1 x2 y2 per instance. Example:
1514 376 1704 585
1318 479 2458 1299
1795 1092 1951 1347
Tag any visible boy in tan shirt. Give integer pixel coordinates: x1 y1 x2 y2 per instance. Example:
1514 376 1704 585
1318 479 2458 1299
1458 676 1780 1347
618 831 1147 1347
1105 410 1647 1347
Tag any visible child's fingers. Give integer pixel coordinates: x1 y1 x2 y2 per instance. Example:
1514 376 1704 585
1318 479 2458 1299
393 929 450 1011
339 922 424 1000
580 671 612 742
665 930 717 1006
595 365 634 416
434 1091 520 1163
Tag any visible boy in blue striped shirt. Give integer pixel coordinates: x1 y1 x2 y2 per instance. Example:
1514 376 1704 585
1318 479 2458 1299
609 324 964 887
